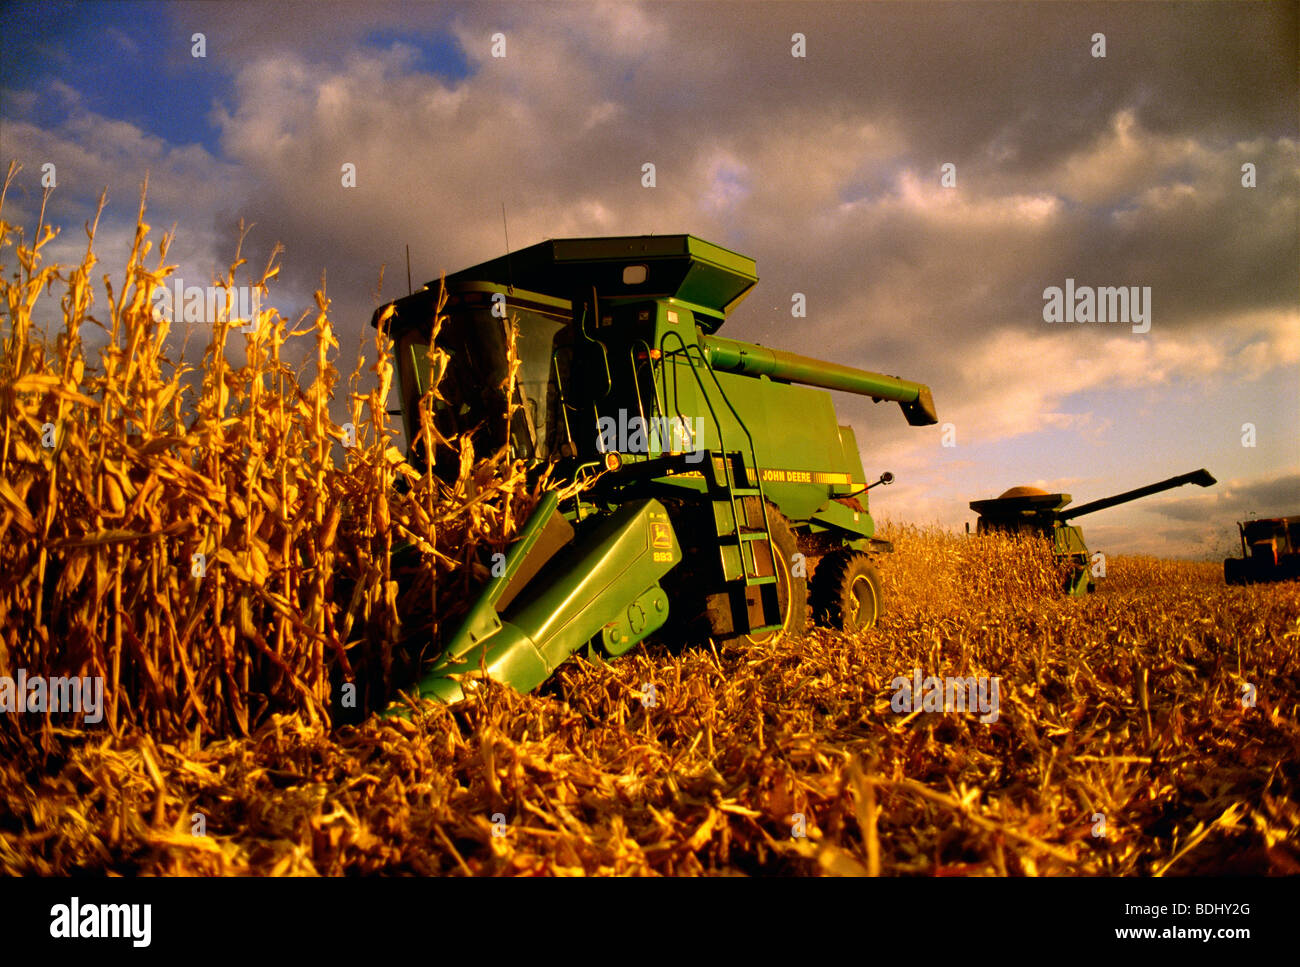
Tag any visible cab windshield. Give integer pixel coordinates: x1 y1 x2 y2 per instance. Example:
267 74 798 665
396 312 569 474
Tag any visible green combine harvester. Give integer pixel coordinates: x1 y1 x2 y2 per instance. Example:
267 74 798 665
969 469 1217 595
372 235 938 704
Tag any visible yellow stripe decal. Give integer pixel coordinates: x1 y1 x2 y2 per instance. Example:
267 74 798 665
669 468 855 485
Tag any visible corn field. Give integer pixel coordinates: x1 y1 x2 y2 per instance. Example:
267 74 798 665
0 169 553 744
2 177 1298 876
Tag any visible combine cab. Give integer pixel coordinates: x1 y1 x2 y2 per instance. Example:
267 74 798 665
373 235 938 703
970 469 1217 595
1224 516 1300 585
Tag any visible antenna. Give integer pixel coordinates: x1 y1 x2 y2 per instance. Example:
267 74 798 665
501 202 513 292
405 244 412 295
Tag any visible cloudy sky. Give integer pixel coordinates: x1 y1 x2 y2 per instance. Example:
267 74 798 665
2 0 1296 557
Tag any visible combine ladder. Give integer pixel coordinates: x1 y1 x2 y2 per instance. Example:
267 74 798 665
657 335 783 636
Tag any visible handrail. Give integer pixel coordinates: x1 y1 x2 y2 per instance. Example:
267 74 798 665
549 344 575 449
658 330 772 582
627 337 652 437
575 299 612 401
629 337 699 457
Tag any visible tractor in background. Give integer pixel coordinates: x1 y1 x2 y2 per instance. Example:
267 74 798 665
1224 516 1300 584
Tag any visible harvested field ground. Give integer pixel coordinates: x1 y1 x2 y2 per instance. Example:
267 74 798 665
4 544 1298 876
2 186 1298 876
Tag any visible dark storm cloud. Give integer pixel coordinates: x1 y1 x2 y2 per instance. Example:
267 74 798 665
1153 471 1300 522
143 1 1295 348
9 2 1293 351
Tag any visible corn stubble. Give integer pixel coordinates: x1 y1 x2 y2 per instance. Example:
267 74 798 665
2 180 1297 876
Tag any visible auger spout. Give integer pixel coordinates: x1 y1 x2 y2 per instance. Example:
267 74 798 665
698 333 938 426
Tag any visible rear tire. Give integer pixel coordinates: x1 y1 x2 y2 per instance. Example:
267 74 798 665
811 551 884 631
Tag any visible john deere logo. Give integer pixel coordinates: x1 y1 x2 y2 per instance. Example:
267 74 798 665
651 523 671 549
